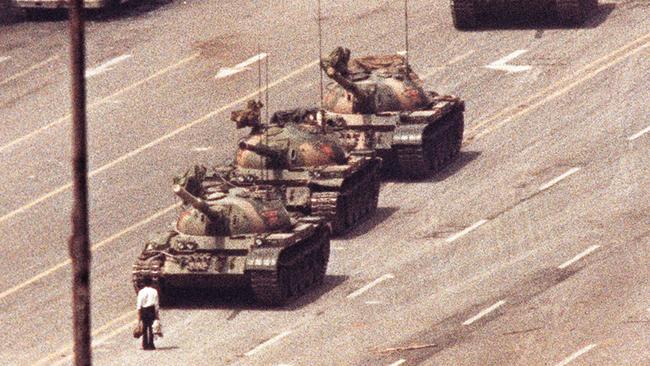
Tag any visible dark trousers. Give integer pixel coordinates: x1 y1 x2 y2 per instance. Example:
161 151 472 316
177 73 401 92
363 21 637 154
139 306 156 349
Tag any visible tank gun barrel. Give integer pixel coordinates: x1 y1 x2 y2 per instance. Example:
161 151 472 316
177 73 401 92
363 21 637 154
173 184 220 217
238 141 286 164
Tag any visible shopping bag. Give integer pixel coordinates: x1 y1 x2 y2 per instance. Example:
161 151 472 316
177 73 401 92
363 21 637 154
152 319 163 337
132 320 143 338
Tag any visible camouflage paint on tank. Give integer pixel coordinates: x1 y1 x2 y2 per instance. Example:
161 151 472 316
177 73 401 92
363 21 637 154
234 123 347 170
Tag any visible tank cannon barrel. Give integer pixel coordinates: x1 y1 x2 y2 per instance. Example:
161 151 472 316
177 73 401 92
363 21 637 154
238 141 287 164
173 185 221 217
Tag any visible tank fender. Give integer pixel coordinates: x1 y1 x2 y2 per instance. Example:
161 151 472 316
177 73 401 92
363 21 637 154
245 247 283 271
392 124 427 146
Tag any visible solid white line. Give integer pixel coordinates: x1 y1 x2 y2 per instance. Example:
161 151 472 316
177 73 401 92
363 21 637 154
387 360 406 366
628 125 650 141
347 274 395 299
245 331 292 356
554 344 597 366
539 167 581 191
216 53 268 79
0 55 59 87
558 245 600 269
485 50 532 73
463 300 506 325
85 54 132 78
446 219 488 243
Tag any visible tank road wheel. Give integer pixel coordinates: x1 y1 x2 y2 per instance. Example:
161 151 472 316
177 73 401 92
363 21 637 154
450 0 477 30
250 267 291 306
555 0 594 25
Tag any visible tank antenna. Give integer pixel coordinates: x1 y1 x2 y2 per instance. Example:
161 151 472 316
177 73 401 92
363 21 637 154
404 0 409 67
265 54 270 124
317 0 324 109
257 44 262 103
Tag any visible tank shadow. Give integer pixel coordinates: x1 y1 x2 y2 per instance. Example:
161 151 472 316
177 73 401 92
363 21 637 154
160 274 348 311
337 206 400 240
464 3 614 31
430 150 481 183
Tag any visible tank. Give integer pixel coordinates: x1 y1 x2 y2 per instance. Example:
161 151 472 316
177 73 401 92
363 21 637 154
450 0 599 29
219 100 382 235
132 181 330 306
317 46 465 179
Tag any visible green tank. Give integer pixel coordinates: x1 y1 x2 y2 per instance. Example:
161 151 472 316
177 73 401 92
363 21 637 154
317 47 465 179
219 100 382 235
132 181 330 306
450 0 599 29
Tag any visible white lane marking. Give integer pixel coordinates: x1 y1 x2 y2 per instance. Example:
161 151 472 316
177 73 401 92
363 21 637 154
554 344 597 366
85 54 132 78
0 55 59 87
347 274 395 299
448 50 475 65
397 50 407 56
485 50 532 73
216 53 268 79
463 300 506 325
245 330 292 356
387 360 406 366
365 300 383 305
0 56 10 64
628 125 650 141
539 167 581 191
446 219 488 243
558 245 600 269
192 146 213 152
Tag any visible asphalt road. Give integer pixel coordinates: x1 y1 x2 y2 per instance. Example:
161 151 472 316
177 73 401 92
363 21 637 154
0 0 648 365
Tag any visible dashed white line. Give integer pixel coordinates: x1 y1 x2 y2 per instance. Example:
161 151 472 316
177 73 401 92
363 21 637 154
365 300 383 305
446 219 488 243
245 331 292 356
0 56 10 64
558 245 600 269
216 53 268 79
0 55 59 87
628 125 650 141
463 300 506 325
448 50 475 65
554 343 597 366
387 359 406 366
85 54 132 78
485 50 532 73
347 274 395 299
539 167 581 191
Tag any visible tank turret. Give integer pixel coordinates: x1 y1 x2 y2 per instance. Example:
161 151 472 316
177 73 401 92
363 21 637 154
321 46 430 114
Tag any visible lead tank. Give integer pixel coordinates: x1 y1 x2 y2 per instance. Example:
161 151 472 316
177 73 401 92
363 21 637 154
132 181 330 306
219 100 382 235
450 0 598 29
318 47 465 179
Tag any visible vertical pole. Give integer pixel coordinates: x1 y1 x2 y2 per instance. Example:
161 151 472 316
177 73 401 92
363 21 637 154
404 0 409 67
68 0 92 365
317 0 323 109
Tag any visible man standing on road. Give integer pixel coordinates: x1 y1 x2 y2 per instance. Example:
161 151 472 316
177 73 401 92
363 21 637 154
136 278 159 350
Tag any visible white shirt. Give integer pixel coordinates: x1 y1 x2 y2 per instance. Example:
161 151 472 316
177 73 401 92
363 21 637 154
136 286 159 310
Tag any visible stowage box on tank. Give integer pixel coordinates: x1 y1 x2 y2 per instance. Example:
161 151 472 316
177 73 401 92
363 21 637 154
317 47 465 179
132 182 330 306
450 0 599 29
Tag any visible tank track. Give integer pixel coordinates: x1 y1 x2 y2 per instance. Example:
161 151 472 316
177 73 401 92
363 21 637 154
394 108 464 179
310 167 380 235
450 0 477 29
556 0 595 25
249 230 330 306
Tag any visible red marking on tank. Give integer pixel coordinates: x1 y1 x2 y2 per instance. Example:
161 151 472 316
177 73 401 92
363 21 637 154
261 210 279 226
320 144 335 158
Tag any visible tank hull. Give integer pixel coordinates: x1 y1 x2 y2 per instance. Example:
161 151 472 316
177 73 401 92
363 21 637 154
324 95 464 179
132 218 330 306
